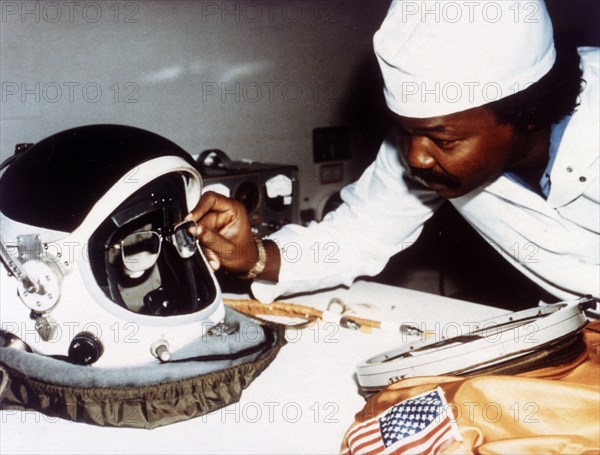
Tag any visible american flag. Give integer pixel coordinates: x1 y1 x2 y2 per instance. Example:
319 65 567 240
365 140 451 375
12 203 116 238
344 387 460 454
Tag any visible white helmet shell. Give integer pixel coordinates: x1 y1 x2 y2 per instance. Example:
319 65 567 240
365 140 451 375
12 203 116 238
0 125 224 367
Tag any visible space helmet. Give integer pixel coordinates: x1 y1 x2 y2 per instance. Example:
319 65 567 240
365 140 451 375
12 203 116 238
0 125 225 367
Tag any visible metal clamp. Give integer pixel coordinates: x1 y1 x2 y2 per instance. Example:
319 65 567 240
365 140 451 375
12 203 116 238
207 321 239 337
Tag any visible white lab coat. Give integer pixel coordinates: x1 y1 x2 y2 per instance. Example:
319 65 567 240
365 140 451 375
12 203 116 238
252 48 600 303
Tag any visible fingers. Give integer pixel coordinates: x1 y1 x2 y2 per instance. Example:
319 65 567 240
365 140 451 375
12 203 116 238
194 222 224 252
194 223 257 273
185 191 218 221
202 247 221 271
194 224 225 270
186 191 248 237
186 191 257 273
188 223 221 269
185 191 241 223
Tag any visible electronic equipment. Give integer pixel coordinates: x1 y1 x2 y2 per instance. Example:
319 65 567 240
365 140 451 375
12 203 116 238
196 150 299 237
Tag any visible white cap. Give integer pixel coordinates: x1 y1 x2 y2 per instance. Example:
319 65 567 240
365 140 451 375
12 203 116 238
374 0 556 118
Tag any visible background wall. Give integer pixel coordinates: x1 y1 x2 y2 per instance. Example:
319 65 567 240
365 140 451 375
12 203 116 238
2 0 597 215
0 0 391 218
1 0 599 306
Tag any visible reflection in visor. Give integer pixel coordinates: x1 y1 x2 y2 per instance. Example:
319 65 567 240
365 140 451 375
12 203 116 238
121 231 161 272
89 174 217 317
172 220 197 258
114 220 198 273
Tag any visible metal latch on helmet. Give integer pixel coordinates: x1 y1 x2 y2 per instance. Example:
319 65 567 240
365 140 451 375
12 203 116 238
207 321 239 337
0 234 62 312
32 312 59 342
0 235 42 294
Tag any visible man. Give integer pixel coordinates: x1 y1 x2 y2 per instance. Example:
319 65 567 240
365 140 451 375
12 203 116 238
187 0 599 305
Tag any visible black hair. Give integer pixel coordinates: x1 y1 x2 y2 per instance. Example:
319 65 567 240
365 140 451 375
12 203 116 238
486 44 584 131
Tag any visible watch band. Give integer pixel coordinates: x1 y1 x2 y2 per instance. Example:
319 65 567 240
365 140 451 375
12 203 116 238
240 236 267 280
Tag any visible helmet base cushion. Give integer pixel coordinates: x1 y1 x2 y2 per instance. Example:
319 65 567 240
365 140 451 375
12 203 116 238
0 308 286 429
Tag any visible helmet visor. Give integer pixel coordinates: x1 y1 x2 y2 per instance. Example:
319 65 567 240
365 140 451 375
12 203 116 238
89 174 216 317
117 220 197 273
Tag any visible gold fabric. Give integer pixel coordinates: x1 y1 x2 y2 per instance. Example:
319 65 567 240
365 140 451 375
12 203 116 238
342 321 600 454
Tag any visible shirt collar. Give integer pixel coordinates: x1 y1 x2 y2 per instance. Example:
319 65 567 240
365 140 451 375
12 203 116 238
539 116 570 197
503 116 569 199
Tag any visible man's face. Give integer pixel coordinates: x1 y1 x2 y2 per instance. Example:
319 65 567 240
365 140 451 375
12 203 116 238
396 106 530 199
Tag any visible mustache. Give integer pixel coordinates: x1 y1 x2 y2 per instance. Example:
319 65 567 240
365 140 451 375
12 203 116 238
409 167 460 189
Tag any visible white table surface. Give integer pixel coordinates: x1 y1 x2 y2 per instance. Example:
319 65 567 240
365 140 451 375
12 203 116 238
1 280 507 455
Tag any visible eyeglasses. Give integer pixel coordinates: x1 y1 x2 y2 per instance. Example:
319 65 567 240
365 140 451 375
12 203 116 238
111 220 197 273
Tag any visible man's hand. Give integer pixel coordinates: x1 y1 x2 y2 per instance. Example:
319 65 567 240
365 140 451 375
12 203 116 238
185 191 257 273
